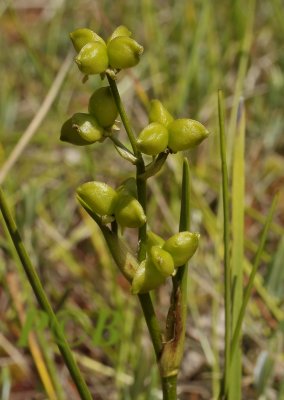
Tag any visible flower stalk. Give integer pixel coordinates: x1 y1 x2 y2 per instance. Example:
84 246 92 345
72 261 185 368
60 25 209 399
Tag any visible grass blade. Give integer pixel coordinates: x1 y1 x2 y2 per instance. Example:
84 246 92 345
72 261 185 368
230 195 278 367
227 0 255 165
218 90 231 398
229 98 245 400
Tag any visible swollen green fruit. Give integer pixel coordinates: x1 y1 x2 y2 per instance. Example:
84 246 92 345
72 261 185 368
88 87 118 128
60 113 104 146
131 259 166 294
76 181 118 216
114 192 146 228
75 42 108 75
149 246 174 276
107 36 143 69
70 28 105 52
149 100 174 127
163 231 200 267
137 123 168 155
107 25 132 43
168 119 209 153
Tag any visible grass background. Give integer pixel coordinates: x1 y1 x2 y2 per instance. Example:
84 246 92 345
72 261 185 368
0 0 284 399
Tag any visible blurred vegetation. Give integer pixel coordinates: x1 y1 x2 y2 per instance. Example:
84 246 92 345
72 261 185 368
0 0 283 399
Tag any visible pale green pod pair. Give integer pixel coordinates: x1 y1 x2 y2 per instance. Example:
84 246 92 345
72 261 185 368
132 230 200 293
147 230 200 268
137 99 209 155
131 246 174 294
70 26 143 75
76 178 146 229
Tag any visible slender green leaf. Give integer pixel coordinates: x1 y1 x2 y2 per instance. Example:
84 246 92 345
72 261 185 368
229 98 245 400
218 90 231 398
230 195 278 365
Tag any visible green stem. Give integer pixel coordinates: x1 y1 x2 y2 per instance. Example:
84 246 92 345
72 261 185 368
108 134 135 156
107 74 139 156
0 187 92 400
162 375 178 400
138 293 163 357
107 74 163 361
159 159 190 399
218 90 231 398
136 161 147 260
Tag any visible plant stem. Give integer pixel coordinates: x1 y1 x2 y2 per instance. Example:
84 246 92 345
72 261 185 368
107 74 139 156
138 293 163 357
218 90 231 398
159 159 190 399
0 186 92 400
108 134 135 156
136 159 164 359
162 375 177 400
136 160 147 260
107 74 163 361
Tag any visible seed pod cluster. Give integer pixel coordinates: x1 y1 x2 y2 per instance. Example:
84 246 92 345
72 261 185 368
137 99 209 155
76 179 146 229
70 26 143 77
131 230 200 294
61 26 144 147
63 26 208 298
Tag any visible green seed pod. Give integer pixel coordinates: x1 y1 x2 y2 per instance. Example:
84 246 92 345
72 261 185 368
149 99 174 127
168 119 209 153
163 231 200 267
131 259 166 294
107 25 132 43
107 36 143 69
70 28 105 52
75 42 108 75
137 122 168 155
60 113 104 146
76 181 118 216
114 192 146 228
116 178 137 198
146 231 165 250
88 87 118 128
149 246 174 276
